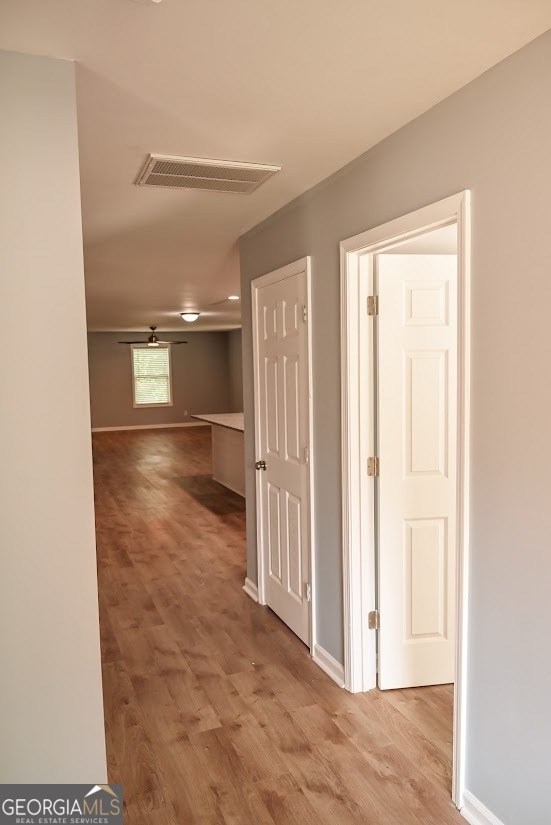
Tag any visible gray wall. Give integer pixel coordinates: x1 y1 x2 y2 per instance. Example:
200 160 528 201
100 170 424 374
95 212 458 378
88 331 232 429
227 328 244 412
0 52 106 781
240 32 551 825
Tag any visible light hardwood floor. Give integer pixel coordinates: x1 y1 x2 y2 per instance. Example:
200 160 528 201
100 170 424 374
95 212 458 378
93 426 461 825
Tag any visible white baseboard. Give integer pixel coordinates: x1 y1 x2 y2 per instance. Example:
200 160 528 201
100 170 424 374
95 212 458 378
91 422 208 433
242 578 259 602
461 791 506 825
312 643 345 687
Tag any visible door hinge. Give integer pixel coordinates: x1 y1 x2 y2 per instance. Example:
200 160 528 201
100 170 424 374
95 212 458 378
303 445 309 464
367 456 379 477
368 610 380 630
305 582 312 602
367 295 379 316
302 304 308 322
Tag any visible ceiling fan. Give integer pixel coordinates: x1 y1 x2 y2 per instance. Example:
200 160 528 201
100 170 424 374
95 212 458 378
118 326 188 347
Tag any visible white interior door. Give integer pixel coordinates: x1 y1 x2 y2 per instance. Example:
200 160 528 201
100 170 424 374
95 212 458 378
253 260 311 645
377 254 457 689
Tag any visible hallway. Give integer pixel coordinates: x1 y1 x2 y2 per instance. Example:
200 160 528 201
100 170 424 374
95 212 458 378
94 427 461 825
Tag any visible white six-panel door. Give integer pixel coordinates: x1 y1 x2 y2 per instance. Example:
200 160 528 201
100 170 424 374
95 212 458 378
252 261 311 645
377 254 457 689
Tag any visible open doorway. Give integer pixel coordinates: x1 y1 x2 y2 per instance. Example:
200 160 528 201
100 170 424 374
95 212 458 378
376 225 458 691
340 192 470 809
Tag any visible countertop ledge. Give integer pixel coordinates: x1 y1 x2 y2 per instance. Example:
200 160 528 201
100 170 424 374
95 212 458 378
192 412 244 432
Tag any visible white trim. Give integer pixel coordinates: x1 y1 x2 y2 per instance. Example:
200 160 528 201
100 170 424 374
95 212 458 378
461 791 506 825
340 191 471 810
242 577 259 602
251 257 316 653
453 191 472 810
91 422 207 433
340 245 377 694
305 258 317 657
312 643 345 687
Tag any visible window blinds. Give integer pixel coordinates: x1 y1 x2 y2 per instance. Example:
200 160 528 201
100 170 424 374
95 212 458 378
132 347 171 405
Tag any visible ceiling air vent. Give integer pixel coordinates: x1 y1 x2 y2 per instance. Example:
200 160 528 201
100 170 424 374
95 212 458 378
135 154 281 194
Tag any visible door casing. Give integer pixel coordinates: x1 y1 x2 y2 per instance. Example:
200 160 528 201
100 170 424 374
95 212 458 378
251 257 316 653
340 192 471 808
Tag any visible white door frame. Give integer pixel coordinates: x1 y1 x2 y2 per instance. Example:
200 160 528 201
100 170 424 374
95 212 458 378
340 192 471 808
251 256 316 653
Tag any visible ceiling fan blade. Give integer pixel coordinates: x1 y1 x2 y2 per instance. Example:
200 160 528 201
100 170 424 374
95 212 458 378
157 340 188 345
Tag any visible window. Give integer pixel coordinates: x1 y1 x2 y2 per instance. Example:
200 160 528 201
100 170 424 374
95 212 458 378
131 345 173 407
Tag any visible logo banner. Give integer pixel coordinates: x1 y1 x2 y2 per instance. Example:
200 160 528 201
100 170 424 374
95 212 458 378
0 785 123 825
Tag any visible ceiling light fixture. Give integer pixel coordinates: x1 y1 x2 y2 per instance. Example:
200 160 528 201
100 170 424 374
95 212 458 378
228 295 240 301
180 312 200 323
118 326 187 346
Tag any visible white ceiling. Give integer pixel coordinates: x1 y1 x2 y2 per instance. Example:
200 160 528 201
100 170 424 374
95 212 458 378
1 0 549 331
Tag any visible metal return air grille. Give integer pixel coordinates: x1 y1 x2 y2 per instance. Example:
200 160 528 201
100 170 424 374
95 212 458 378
136 154 281 194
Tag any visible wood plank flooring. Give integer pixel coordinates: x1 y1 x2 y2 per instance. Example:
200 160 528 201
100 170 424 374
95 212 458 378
93 426 461 825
